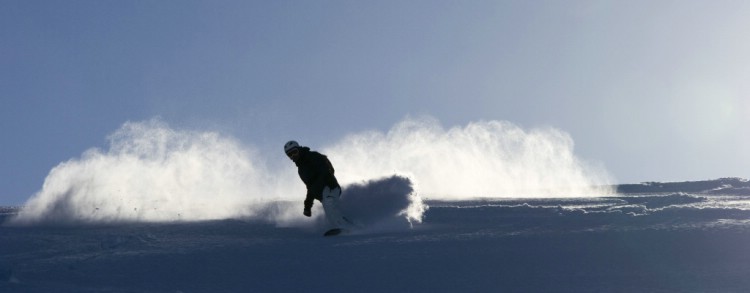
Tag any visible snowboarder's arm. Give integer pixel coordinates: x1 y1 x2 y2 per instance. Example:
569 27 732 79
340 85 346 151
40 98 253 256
304 190 315 211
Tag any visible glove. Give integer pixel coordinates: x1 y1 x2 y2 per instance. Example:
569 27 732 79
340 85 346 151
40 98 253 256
303 208 312 217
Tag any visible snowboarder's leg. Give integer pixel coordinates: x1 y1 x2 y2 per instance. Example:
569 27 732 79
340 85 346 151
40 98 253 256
321 186 353 229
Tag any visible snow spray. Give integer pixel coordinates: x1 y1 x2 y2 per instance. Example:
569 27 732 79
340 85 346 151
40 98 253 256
11 119 297 224
324 116 614 199
11 116 610 225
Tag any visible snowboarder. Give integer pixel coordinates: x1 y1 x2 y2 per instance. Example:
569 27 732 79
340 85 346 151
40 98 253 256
284 140 352 234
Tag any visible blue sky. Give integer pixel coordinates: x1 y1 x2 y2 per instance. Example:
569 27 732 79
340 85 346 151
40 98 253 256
2 0 749 205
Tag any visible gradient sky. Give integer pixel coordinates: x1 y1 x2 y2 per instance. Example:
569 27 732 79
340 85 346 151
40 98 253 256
2 0 749 205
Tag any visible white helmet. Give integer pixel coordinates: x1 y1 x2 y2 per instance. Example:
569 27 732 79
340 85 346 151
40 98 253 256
284 140 300 154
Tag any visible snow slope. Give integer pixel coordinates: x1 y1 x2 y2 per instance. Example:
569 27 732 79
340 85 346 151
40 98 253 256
3 178 750 292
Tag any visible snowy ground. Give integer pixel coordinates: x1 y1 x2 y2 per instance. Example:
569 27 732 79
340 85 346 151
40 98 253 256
3 179 750 292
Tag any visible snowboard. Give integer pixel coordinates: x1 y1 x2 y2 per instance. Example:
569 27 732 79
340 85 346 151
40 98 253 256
323 228 344 237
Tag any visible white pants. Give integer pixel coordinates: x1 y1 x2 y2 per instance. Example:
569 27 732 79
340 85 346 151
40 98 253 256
321 186 352 229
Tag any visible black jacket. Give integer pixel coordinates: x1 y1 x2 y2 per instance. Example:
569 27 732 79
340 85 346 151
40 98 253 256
294 147 340 210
